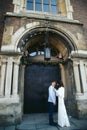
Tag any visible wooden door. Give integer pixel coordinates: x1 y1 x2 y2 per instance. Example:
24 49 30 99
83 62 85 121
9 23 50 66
24 64 61 113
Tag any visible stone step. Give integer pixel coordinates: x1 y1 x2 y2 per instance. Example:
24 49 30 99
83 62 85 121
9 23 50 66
16 123 58 130
16 124 36 130
0 126 15 130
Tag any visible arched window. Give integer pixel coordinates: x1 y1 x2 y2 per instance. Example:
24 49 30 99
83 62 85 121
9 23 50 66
27 0 58 14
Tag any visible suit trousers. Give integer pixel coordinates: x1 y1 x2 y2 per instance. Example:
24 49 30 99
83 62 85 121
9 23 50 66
48 102 55 124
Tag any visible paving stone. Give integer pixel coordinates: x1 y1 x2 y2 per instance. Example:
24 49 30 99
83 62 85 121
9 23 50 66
16 124 36 130
5 126 15 130
1 113 86 130
0 127 4 130
37 127 58 130
36 123 49 129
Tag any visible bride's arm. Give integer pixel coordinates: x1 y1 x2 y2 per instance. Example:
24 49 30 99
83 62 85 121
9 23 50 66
54 88 59 96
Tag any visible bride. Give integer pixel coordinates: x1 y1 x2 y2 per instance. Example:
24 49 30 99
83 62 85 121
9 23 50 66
55 81 70 127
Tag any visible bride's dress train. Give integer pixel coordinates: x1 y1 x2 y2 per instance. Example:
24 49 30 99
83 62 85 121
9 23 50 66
55 87 70 127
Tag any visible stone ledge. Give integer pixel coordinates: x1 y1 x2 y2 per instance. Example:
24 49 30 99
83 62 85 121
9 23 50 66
0 96 20 104
0 51 22 56
71 50 87 58
6 12 83 25
75 93 87 100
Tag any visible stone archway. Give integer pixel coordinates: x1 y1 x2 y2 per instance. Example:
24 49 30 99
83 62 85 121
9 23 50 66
16 25 77 116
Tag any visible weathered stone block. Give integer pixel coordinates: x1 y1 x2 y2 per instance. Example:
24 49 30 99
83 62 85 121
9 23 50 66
77 100 87 119
0 102 22 125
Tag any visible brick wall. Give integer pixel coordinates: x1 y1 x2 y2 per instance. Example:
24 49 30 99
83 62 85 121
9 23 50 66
0 0 14 48
71 0 87 43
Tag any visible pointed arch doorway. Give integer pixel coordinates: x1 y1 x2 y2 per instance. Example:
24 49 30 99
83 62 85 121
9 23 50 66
24 63 61 113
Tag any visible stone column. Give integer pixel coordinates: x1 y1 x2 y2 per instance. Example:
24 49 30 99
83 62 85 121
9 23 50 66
12 59 20 97
0 60 7 96
19 65 25 115
79 61 87 93
73 61 81 93
5 57 13 97
13 0 21 13
60 64 66 86
85 63 87 83
60 64 67 98
65 0 73 19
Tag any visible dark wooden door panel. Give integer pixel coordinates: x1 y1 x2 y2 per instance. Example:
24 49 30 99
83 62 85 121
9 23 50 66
24 64 60 113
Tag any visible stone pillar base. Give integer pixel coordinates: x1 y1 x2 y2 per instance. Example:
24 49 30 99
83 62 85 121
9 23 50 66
76 100 87 119
75 93 87 119
0 97 22 125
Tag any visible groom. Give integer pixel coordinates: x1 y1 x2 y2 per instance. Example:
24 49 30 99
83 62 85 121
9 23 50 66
48 81 57 126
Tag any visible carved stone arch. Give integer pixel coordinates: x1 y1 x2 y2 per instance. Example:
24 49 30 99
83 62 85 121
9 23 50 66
11 22 40 49
52 24 78 48
11 22 78 59
17 25 77 50
46 26 77 51
1 21 78 57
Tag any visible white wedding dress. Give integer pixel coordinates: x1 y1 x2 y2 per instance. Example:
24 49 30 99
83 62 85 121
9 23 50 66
55 87 70 127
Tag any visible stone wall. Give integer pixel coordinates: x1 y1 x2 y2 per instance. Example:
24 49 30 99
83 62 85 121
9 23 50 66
2 15 87 51
71 0 87 44
0 0 14 48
